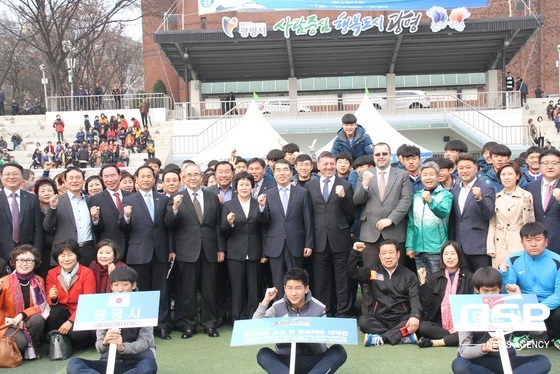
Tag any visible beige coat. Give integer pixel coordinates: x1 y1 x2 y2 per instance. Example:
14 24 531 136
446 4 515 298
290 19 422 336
487 186 535 267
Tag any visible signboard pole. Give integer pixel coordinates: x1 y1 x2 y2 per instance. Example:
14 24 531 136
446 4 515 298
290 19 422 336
492 331 512 374
106 343 117 374
289 342 296 374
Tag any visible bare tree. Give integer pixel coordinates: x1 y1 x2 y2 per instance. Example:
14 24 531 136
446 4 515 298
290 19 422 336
0 0 141 96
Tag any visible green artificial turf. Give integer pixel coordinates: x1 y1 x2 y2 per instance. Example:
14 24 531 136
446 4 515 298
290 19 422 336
8 326 559 373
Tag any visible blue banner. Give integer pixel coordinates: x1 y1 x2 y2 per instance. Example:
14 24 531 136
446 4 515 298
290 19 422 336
231 317 358 346
199 0 488 15
73 291 160 331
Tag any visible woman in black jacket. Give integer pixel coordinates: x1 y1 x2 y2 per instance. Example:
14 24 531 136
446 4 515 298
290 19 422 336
417 241 473 347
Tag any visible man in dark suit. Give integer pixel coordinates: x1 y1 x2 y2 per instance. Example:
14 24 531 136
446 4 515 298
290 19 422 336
44 167 95 266
248 157 276 198
261 159 314 299
90 165 131 259
450 153 495 271
306 151 354 317
205 160 234 326
525 149 560 254
353 142 412 315
0 163 43 263
165 163 224 339
118 165 175 340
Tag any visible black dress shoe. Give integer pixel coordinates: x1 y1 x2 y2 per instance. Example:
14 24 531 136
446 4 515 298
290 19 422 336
158 329 171 340
205 327 219 338
181 329 196 339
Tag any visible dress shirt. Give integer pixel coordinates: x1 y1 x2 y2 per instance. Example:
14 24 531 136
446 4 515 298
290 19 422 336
185 187 204 212
458 178 477 214
541 179 558 208
68 191 93 242
319 176 335 197
5 188 21 214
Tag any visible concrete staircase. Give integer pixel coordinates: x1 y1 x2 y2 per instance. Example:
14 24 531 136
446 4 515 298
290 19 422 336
522 98 559 148
0 114 174 169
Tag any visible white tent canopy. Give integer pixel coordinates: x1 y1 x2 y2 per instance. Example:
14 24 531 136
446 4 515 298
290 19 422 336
194 100 285 163
319 95 432 159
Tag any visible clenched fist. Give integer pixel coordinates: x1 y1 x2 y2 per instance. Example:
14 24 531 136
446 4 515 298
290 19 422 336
173 194 184 212
123 205 132 218
227 212 236 225
49 194 59 208
90 206 100 221
257 194 267 207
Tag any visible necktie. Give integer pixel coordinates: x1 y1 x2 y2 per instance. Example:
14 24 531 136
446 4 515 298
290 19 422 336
114 192 122 212
378 171 387 200
543 183 552 210
323 179 330 202
192 192 203 223
144 193 154 221
11 193 20 243
281 188 289 214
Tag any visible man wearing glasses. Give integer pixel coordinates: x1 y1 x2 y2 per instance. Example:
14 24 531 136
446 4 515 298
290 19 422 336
525 149 560 255
0 163 43 266
353 142 412 315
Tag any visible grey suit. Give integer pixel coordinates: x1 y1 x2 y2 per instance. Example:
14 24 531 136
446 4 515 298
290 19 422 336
44 193 94 266
353 167 412 315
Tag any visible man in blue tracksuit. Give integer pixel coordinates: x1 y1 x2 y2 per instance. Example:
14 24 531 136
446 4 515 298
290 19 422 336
499 222 560 350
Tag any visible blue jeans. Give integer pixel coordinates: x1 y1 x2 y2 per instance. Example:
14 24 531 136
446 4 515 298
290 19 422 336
451 355 551 374
414 252 441 275
66 357 157 374
257 344 347 374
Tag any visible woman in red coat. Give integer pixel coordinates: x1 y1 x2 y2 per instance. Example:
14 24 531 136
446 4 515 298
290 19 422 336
89 239 127 293
46 240 96 348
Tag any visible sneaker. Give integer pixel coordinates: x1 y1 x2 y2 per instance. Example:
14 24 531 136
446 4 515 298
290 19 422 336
364 333 384 347
417 337 433 348
400 333 417 344
511 334 532 350
552 339 560 350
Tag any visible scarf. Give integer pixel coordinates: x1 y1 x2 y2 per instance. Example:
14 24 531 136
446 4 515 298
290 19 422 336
62 264 79 289
441 268 460 331
10 271 51 359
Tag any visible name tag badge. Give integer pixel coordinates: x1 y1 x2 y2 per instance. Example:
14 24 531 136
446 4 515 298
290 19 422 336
370 270 384 281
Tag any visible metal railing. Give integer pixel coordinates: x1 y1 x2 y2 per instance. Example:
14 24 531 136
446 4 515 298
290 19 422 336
173 91 522 120
170 91 528 155
171 104 250 154
46 93 172 113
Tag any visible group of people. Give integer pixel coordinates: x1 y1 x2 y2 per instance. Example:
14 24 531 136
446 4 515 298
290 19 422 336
0 110 558 373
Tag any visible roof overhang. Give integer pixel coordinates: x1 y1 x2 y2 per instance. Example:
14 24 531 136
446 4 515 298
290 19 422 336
154 15 543 82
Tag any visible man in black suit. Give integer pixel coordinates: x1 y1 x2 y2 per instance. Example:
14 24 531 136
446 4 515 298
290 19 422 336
90 165 131 259
44 167 95 266
0 163 43 263
261 159 314 299
305 152 354 317
165 163 224 339
118 165 175 340
248 157 276 198
205 160 234 326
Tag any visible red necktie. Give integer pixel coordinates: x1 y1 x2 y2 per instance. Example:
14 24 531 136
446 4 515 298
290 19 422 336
114 192 122 212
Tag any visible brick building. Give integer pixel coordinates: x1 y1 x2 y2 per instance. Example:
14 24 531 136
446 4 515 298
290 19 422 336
141 0 560 102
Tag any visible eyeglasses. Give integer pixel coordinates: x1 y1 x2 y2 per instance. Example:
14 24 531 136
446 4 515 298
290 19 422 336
374 152 389 157
15 259 35 264
184 173 201 179
540 161 560 166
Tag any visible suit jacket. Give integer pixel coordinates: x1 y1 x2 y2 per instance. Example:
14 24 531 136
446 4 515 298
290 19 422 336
43 193 93 254
353 167 412 243
118 191 173 265
0 189 43 262
220 197 267 261
206 184 236 202
450 179 495 255
305 177 354 252
525 180 560 254
261 185 314 258
254 179 276 197
46 264 96 321
164 188 225 263
90 189 131 259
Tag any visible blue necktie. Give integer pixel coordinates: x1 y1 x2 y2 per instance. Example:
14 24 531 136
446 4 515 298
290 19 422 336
144 193 154 221
323 179 330 202
281 188 289 214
